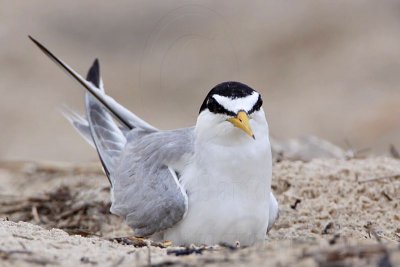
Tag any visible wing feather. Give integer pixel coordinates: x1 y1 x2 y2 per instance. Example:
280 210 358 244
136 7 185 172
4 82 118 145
29 36 194 236
111 128 194 236
29 36 157 132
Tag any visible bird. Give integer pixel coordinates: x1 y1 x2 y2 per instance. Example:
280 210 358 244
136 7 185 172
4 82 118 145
29 36 279 246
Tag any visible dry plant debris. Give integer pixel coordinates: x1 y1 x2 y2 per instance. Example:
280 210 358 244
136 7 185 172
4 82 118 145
0 158 399 266
0 185 112 236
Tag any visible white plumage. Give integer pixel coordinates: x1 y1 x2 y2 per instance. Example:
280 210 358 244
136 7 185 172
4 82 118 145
164 109 272 245
29 36 279 246
212 92 260 114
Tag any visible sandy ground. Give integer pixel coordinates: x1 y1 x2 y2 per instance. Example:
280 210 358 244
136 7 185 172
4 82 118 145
0 157 399 266
1 2 400 266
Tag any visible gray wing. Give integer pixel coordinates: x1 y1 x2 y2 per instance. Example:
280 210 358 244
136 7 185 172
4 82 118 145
29 36 195 237
110 128 194 237
29 36 157 132
60 105 94 148
60 104 130 149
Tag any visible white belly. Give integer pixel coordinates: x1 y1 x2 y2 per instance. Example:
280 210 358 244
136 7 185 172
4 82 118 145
164 179 270 246
164 136 272 246
163 110 272 246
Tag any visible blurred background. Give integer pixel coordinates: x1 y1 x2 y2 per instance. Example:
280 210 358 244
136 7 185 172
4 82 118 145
1 1 400 162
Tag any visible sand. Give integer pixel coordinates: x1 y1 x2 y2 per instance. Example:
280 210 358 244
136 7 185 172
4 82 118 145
0 157 399 266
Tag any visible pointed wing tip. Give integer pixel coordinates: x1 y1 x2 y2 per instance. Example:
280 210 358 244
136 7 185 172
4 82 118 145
91 58 100 73
86 58 101 87
92 58 100 75
28 35 43 50
28 35 35 42
28 35 56 62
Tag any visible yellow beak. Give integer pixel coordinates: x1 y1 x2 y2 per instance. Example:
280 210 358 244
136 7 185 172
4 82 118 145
227 111 255 139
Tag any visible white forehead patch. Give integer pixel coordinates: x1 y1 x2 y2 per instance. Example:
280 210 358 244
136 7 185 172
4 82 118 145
212 92 259 114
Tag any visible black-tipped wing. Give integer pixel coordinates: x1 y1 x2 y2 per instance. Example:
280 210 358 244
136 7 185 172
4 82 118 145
86 58 100 87
84 60 125 183
31 37 194 236
29 36 157 132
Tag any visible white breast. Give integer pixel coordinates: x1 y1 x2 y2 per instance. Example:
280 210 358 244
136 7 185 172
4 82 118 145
164 111 272 246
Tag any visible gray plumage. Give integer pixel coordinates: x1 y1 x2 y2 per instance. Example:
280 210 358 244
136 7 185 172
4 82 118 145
29 36 279 241
28 36 191 237
112 128 193 236
81 61 192 236
84 59 126 181
82 61 192 236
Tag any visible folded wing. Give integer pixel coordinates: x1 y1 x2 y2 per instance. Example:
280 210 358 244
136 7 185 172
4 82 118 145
30 36 194 236
112 128 194 236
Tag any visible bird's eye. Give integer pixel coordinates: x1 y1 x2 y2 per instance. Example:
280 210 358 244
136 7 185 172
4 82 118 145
207 98 219 113
207 97 234 116
248 95 263 114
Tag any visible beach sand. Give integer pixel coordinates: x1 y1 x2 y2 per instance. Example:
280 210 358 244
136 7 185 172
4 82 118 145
0 157 398 266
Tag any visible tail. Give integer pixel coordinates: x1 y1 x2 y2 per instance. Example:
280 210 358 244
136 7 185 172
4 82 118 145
29 36 158 183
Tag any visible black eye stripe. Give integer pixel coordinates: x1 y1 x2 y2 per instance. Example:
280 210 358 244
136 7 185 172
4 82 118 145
248 95 263 114
199 81 263 115
206 97 236 116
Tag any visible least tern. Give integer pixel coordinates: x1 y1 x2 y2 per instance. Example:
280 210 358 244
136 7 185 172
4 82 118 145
29 36 278 246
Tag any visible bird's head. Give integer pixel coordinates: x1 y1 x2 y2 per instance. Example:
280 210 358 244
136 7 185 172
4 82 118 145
196 81 267 143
